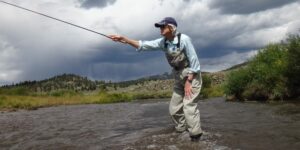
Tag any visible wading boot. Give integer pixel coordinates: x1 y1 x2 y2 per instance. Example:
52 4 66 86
190 133 203 142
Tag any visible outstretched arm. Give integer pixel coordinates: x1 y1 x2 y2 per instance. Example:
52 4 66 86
109 35 139 49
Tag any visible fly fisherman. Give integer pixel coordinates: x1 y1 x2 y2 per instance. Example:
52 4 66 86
109 17 203 142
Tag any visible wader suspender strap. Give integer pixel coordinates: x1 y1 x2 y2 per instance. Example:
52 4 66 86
164 33 190 68
164 33 181 49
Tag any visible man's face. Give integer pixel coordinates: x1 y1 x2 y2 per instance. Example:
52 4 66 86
160 25 171 36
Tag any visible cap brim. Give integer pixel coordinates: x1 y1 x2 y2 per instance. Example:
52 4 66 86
154 23 165 28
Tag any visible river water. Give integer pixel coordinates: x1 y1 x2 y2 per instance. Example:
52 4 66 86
0 97 299 150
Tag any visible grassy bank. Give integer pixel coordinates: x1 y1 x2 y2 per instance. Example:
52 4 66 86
0 89 172 111
0 84 223 111
0 69 225 111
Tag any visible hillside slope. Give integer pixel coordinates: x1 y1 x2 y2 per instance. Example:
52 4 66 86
1 62 248 94
1 74 96 92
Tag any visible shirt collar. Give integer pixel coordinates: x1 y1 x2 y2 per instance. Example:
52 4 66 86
165 31 180 45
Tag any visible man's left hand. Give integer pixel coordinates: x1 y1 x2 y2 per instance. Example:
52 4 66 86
184 80 193 100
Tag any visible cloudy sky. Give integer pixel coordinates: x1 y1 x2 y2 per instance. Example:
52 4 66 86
0 0 300 85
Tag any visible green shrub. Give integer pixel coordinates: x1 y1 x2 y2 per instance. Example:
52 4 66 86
202 74 212 89
132 93 155 99
224 68 251 100
241 82 269 100
0 87 30 96
224 37 296 101
109 93 132 102
286 34 300 96
0 96 6 106
49 90 79 97
97 91 132 103
247 44 288 100
132 92 171 100
201 84 224 98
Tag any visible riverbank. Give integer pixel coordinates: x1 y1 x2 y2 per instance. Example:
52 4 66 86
0 91 171 111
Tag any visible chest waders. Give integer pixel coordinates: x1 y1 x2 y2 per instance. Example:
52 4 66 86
167 34 203 137
164 33 190 71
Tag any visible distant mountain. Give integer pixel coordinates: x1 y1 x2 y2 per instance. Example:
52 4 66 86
1 74 96 92
1 62 248 93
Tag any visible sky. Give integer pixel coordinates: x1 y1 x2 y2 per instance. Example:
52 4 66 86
0 0 300 85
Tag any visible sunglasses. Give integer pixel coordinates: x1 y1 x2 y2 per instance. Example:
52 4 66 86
159 25 167 29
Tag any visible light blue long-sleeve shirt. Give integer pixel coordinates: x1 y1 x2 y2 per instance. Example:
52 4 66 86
136 33 201 73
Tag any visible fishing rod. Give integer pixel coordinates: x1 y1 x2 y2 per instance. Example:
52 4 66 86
0 0 112 40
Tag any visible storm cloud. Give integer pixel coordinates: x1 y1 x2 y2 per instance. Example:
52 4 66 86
80 0 117 9
208 0 299 14
0 0 300 85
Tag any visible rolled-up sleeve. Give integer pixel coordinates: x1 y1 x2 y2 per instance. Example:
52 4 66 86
136 38 164 52
183 36 201 73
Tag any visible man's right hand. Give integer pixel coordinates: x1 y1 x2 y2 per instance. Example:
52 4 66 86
109 35 127 43
108 35 139 48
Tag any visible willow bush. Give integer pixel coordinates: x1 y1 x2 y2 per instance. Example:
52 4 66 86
225 34 300 101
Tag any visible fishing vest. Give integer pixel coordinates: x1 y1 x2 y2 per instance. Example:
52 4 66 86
164 33 190 70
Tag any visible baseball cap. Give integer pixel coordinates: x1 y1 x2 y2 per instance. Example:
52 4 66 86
154 17 177 28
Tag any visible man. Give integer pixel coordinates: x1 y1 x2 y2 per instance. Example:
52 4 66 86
109 17 203 141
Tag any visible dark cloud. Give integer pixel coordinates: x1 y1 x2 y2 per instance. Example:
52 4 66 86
85 56 170 82
197 45 256 58
17 50 170 82
1 0 299 84
80 0 117 9
209 0 299 14
81 42 164 64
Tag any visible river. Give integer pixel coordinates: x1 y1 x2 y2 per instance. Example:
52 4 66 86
0 97 299 150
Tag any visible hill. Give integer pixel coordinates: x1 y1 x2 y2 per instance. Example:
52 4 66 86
222 61 249 72
1 62 248 94
1 74 96 92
